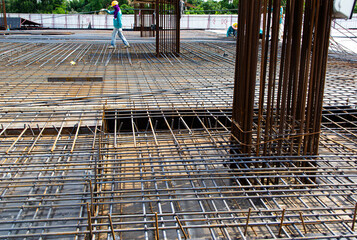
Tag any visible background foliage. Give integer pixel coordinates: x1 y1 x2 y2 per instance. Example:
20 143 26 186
5 0 239 14
4 0 357 15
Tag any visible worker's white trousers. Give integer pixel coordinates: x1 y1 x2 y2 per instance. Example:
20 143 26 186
111 28 129 46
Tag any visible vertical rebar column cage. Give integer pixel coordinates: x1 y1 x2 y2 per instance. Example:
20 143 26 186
0 0 7 30
155 0 180 56
134 4 156 37
232 0 333 157
141 6 155 37
134 4 140 30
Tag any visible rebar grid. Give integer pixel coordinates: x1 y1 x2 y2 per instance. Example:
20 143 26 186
0 106 356 239
0 33 356 239
0 42 355 111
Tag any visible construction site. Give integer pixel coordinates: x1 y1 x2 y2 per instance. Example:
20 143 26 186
0 0 357 239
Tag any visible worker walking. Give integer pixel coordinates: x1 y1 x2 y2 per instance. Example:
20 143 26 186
102 1 130 49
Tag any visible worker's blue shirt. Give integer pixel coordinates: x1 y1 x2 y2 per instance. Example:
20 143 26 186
279 6 283 24
227 26 236 37
105 7 123 29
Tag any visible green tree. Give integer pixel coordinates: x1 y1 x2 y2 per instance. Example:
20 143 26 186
184 0 238 15
185 0 204 14
53 6 66 13
9 0 38 13
186 0 203 8
83 0 104 12
185 7 204 15
38 0 66 13
200 0 220 12
7 0 67 13
118 0 129 7
67 0 86 13
120 3 134 14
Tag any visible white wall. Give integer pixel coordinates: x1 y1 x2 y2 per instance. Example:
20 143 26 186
181 15 238 29
7 13 135 29
6 13 238 30
5 13 357 30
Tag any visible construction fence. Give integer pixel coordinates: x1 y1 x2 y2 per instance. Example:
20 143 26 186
2 13 357 30
2 13 235 29
3 13 357 30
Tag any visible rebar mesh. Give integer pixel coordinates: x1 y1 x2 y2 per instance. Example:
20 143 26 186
0 30 356 239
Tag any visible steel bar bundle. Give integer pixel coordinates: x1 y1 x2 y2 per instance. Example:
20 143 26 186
232 0 334 157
